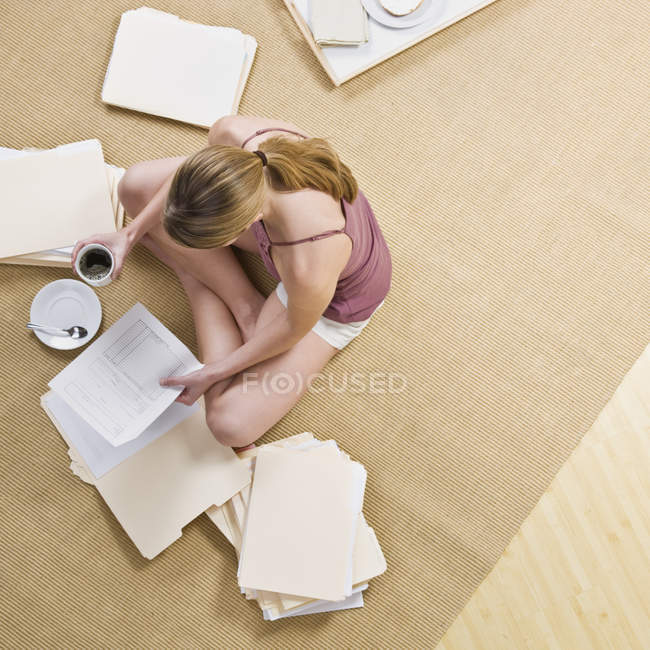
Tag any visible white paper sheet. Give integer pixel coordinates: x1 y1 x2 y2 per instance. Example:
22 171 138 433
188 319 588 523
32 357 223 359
263 585 367 620
43 391 198 479
49 302 202 446
47 246 74 255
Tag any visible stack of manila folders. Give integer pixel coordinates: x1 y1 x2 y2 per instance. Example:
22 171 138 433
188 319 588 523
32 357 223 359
0 139 124 267
102 7 257 128
41 303 386 619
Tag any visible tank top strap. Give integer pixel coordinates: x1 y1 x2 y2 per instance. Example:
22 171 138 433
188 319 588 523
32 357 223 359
241 127 308 149
269 228 347 246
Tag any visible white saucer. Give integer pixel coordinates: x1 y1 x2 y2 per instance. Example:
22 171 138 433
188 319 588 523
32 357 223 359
30 279 102 350
362 0 445 29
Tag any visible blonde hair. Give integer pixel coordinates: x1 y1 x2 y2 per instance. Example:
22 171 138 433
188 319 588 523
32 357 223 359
163 135 358 248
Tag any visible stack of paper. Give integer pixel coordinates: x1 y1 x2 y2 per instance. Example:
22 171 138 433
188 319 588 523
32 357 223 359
0 140 124 268
207 435 387 620
41 302 251 558
102 7 257 128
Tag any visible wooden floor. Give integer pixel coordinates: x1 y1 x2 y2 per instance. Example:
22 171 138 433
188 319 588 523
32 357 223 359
437 345 650 649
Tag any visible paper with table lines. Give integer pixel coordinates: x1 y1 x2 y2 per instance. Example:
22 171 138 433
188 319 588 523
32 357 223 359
49 302 203 446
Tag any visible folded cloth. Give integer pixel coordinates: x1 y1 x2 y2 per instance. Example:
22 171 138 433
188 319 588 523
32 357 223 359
310 0 368 46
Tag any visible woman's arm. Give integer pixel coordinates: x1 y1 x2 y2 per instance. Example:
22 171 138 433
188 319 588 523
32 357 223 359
71 173 175 277
160 271 339 404
122 174 174 246
215 271 337 373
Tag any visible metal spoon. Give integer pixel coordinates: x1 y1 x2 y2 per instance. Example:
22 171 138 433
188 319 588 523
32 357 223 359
27 323 88 339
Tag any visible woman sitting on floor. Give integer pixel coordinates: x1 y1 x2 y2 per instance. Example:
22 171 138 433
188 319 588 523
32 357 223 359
72 115 392 449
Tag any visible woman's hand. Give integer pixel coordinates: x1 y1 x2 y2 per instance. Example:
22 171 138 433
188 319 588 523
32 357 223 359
71 229 134 280
159 365 223 406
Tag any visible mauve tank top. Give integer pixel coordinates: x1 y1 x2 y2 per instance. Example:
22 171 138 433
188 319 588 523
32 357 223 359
242 127 392 323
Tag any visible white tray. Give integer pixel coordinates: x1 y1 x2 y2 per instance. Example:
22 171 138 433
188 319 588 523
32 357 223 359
284 0 500 86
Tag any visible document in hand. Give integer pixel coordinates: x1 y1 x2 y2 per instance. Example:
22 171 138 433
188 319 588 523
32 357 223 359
102 7 257 128
49 302 203 446
0 139 116 258
237 444 367 602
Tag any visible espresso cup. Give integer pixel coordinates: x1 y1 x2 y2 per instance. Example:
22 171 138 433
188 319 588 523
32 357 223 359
74 243 114 287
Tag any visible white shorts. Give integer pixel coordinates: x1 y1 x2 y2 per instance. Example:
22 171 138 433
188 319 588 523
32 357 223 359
275 282 384 350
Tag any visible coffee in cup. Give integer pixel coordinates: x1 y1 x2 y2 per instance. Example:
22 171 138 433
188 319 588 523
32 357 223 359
75 243 114 287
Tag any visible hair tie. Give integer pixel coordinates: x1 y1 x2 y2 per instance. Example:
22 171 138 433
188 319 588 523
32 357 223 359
253 150 268 167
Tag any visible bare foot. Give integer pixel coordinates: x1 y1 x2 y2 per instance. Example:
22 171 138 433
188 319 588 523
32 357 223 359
233 443 256 453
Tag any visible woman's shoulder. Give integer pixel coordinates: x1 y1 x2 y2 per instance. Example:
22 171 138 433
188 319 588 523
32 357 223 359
281 239 348 294
277 220 352 287
207 115 308 149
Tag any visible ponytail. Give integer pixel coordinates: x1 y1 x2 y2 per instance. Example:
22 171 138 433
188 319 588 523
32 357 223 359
259 135 358 203
163 135 358 249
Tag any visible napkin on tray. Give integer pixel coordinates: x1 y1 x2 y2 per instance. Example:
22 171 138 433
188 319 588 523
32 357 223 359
310 0 368 46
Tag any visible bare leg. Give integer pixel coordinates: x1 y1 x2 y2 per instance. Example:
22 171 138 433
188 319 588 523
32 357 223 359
140 234 239 389
203 291 340 448
141 235 255 454
119 157 265 341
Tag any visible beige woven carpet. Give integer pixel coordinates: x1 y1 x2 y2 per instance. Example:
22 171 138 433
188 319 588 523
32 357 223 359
1 0 648 647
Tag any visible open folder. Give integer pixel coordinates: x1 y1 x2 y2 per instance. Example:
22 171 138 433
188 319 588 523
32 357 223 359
102 7 257 128
42 390 251 559
48 302 204 447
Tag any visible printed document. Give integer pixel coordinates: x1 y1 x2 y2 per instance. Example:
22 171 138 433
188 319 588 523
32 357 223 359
49 302 202 446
